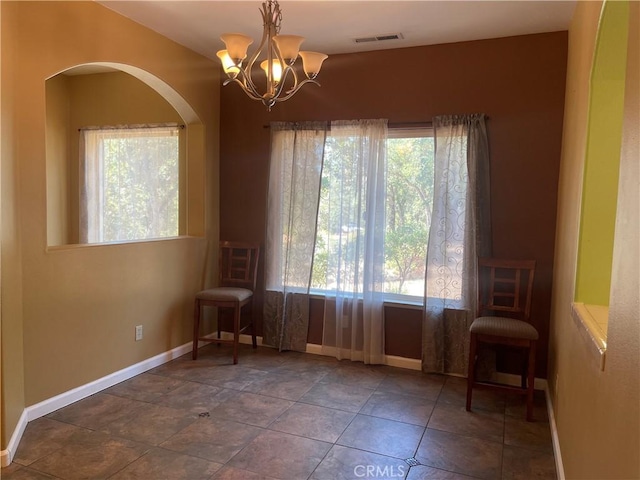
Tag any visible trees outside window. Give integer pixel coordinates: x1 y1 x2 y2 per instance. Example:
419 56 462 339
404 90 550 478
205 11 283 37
81 125 180 243
311 128 434 302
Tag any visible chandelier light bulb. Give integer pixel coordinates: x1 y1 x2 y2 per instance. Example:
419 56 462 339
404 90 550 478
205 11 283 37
220 33 253 62
216 50 240 77
299 51 328 79
273 35 305 65
260 59 283 83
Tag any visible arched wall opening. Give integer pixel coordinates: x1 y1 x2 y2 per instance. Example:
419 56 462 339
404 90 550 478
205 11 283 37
46 62 206 247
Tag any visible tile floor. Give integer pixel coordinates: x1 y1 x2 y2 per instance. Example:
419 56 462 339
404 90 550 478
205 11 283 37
2 344 557 480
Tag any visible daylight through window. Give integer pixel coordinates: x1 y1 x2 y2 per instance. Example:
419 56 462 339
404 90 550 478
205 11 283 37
311 128 435 302
80 125 180 243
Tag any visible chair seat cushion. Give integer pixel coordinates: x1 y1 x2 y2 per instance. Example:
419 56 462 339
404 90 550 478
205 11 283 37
470 316 539 340
196 287 253 302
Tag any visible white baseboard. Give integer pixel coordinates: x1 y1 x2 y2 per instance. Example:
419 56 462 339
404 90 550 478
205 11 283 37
544 382 565 480
1 340 195 467
304 343 422 370
1 410 28 467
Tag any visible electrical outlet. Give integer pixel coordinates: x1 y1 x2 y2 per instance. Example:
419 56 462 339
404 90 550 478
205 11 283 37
135 325 143 341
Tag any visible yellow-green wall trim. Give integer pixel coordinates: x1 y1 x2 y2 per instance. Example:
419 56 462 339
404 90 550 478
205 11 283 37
575 0 629 306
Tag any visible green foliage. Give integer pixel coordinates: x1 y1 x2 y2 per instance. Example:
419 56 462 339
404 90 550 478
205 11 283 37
384 136 434 295
98 129 179 242
311 133 434 296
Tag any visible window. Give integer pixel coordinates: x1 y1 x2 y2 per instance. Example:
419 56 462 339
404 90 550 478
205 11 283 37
80 125 180 243
311 128 435 302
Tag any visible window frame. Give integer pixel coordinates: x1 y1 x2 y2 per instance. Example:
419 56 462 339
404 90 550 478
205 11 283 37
80 124 184 244
309 126 435 305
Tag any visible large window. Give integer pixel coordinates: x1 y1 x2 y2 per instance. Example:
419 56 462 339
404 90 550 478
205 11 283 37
311 128 434 302
81 125 180 243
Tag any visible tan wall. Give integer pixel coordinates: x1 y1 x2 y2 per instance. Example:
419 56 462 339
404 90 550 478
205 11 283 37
219 32 568 371
1 1 26 449
45 74 71 246
1 1 220 449
549 1 640 478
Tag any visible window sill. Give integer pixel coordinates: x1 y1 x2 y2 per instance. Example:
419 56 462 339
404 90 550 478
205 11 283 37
46 235 204 252
571 302 608 371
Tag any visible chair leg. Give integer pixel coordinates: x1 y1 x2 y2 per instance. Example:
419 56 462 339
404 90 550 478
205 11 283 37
232 306 240 365
526 340 537 421
217 308 222 341
466 333 478 412
192 299 201 360
250 301 257 349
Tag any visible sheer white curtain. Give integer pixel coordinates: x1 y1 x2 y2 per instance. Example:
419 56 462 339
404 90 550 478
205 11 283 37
79 125 180 243
319 119 388 364
422 114 491 374
263 122 328 351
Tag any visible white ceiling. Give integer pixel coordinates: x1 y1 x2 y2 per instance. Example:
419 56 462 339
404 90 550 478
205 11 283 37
98 1 576 59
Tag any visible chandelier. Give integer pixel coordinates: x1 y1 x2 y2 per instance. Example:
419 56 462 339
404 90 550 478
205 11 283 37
216 0 328 111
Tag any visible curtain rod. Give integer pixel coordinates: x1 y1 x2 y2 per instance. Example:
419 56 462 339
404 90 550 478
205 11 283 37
262 117 489 129
262 121 433 129
78 123 185 132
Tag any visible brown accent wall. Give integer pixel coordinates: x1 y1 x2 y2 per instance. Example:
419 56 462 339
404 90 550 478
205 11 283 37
220 32 568 375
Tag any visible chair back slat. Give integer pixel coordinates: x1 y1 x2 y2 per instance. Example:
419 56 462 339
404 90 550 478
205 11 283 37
219 241 260 291
477 258 536 321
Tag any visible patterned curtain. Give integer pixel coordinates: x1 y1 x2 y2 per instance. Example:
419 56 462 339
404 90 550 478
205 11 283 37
263 122 328 351
422 114 491 374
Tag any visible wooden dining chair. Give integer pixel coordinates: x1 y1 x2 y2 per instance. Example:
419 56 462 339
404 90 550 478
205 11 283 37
192 241 260 364
466 258 538 421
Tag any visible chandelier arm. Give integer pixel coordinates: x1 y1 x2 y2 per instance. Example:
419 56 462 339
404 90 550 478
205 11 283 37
267 51 297 101
275 79 321 102
234 67 263 99
223 77 263 101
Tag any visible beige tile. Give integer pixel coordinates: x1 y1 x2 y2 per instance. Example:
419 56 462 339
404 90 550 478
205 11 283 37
212 466 280 479
160 417 263 463
170 364 270 390
360 390 435 426
273 361 335 382
428 403 504 443
12 418 90 466
321 364 387 389
104 373 188 402
310 445 408 480
337 414 425 459
102 403 199 445
209 391 294 427
378 372 445 401
46 393 145 431
228 430 331 479
504 392 549 421
242 371 316 401
504 416 553 453
440 376 506 414
0 464 60 480
502 445 557 479
269 403 355 443
299 382 373 412
416 428 503 480
153 381 226 413
406 464 480 479
109 447 222 480
11 352 559 480
28 431 149 480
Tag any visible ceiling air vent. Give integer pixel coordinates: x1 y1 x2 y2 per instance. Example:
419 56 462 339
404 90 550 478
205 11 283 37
354 33 404 44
